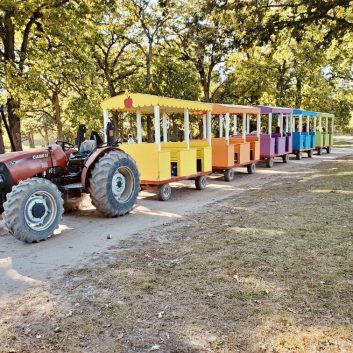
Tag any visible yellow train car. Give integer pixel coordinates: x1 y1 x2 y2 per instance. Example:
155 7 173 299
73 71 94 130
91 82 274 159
101 93 213 200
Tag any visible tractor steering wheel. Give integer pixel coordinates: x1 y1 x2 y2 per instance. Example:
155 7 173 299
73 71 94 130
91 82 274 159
56 140 75 151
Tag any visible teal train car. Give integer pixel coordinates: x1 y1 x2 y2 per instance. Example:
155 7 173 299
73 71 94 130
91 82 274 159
291 109 317 160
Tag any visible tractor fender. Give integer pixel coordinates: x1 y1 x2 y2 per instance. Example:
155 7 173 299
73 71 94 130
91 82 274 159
81 147 124 189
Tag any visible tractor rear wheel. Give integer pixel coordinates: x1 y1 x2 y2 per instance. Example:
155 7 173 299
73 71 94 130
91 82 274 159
326 146 331 154
3 178 63 243
282 154 289 163
89 151 140 217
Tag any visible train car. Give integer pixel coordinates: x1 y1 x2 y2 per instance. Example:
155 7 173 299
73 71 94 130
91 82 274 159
211 104 261 181
291 109 317 159
101 93 213 201
256 106 293 168
316 112 334 155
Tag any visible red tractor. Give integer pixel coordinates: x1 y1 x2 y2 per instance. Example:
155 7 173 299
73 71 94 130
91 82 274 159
0 124 140 243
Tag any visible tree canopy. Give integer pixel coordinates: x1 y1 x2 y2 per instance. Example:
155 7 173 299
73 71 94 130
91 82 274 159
1 0 352 150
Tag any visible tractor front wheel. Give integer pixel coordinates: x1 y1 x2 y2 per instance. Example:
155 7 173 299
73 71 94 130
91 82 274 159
3 178 63 243
89 151 140 217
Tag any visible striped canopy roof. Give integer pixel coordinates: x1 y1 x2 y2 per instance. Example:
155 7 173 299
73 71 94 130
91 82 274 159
256 105 293 114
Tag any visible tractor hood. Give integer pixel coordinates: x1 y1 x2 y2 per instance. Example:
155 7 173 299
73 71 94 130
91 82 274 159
0 146 69 185
0 149 50 164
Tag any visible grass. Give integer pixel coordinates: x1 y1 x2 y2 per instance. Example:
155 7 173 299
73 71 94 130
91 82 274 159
1 154 353 353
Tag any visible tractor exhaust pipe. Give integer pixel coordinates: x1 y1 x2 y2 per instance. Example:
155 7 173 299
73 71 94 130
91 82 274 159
106 122 116 146
76 124 87 150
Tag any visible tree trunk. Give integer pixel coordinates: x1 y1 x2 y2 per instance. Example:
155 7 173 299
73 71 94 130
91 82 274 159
171 117 179 141
7 98 22 151
146 40 153 90
44 128 49 145
3 12 22 151
0 120 5 154
28 132 35 148
52 89 63 140
295 78 302 107
146 117 153 142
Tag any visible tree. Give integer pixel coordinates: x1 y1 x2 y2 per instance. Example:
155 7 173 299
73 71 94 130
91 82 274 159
175 0 236 102
0 0 70 150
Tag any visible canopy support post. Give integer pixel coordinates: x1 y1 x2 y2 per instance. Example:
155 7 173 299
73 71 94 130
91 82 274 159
257 113 261 137
202 114 207 139
331 117 334 134
207 111 212 146
285 114 289 133
279 113 284 134
184 108 190 149
269 113 272 136
103 109 109 143
136 111 142 144
313 115 317 132
219 115 224 137
225 112 230 145
246 114 250 134
154 105 161 151
162 112 168 142
242 113 246 139
325 117 329 132
306 116 310 132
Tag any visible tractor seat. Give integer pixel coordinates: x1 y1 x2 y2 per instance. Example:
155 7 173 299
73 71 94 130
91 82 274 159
69 140 97 166
79 140 97 153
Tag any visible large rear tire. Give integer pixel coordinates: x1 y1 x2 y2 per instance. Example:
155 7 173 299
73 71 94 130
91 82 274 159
89 151 140 216
3 178 63 243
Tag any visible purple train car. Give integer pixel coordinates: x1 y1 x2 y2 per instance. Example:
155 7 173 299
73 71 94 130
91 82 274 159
256 106 293 168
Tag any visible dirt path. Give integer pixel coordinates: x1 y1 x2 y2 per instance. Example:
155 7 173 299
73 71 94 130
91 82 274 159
1 139 353 353
0 142 352 301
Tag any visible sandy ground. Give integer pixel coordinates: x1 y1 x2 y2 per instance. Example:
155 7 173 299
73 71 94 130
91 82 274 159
0 139 352 301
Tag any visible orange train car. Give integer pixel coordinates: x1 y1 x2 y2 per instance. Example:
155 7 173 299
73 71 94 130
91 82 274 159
211 104 261 181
